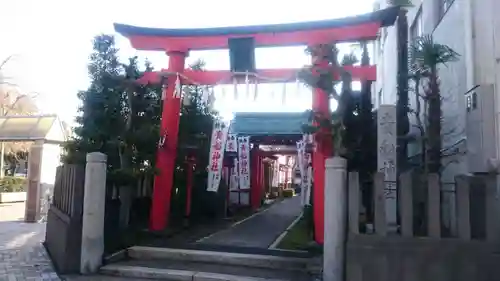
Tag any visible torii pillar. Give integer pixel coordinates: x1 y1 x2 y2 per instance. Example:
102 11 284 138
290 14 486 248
150 51 187 231
312 52 333 244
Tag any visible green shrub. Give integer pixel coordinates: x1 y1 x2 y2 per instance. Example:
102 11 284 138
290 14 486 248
282 189 295 198
269 191 279 199
303 204 314 238
0 177 27 193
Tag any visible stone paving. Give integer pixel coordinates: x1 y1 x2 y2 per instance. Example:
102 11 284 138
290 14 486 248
199 195 303 248
0 202 60 281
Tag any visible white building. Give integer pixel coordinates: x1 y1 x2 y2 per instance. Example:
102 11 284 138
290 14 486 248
374 0 500 183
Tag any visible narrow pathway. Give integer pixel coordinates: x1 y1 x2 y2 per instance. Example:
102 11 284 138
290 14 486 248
0 202 60 281
198 196 302 248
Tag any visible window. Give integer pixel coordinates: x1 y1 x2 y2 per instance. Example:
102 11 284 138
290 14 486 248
443 0 455 11
410 8 423 65
437 0 455 23
410 8 423 42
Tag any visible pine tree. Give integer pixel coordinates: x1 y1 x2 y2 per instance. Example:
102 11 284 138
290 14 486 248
64 34 218 228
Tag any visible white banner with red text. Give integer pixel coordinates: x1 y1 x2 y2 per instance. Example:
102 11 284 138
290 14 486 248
207 120 230 192
237 136 251 190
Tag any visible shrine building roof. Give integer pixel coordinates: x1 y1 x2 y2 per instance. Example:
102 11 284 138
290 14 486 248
230 112 308 137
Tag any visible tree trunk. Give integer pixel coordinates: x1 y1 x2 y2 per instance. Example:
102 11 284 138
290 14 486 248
396 10 410 171
413 76 427 174
426 71 442 174
118 86 136 229
119 185 134 228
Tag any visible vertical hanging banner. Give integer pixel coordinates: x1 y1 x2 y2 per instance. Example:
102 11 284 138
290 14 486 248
303 153 312 205
296 141 306 205
305 164 312 205
229 158 239 191
297 140 312 206
207 120 230 192
237 136 251 190
226 134 238 152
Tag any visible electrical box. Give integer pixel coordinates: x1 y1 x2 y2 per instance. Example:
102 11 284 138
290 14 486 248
466 84 497 173
228 37 256 73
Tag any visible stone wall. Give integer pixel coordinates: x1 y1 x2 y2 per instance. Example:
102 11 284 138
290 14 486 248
44 164 85 274
346 234 500 281
345 171 500 280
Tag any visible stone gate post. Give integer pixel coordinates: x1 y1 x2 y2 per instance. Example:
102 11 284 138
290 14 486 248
80 152 107 274
25 141 43 222
323 157 347 281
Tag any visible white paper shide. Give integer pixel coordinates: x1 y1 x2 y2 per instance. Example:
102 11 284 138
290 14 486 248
297 140 312 206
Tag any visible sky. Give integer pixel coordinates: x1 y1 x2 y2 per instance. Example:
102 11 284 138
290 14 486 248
0 0 376 125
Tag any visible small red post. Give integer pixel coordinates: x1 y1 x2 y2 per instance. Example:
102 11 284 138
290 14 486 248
250 147 260 210
262 161 266 196
284 157 289 189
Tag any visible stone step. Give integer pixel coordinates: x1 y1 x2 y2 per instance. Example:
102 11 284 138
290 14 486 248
101 264 282 280
63 274 164 280
100 259 314 281
127 246 313 272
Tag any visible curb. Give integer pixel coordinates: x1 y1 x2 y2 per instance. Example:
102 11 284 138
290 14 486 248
268 212 304 250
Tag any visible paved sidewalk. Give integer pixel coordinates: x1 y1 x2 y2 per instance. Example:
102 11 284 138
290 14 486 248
0 203 60 281
199 196 302 248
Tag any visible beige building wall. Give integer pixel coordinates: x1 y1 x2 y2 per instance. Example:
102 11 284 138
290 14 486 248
374 0 500 234
374 0 500 180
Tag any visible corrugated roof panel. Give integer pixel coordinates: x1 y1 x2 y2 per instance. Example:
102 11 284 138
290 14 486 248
0 115 58 141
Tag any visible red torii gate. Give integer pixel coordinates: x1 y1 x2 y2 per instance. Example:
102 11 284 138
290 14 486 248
114 6 399 243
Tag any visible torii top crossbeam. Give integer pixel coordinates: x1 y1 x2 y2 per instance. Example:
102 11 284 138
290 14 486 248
114 6 399 51
114 7 399 84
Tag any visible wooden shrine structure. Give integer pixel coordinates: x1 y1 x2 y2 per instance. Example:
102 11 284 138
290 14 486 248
114 6 400 243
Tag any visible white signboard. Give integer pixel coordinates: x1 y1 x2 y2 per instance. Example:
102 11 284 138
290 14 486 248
377 105 397 231
304 153 312 205
237 136 251 190
207 121 230 192
226 134 238 152
305 165 312 205
229 158 239 191
297 140 313 206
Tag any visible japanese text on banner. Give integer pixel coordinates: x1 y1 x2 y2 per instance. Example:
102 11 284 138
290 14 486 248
226 134 238 152
207 121 229 192
238 136 251 190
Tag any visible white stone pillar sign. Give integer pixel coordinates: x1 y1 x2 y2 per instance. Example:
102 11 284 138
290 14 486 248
377 105 398 232
81 152 107 274
323 157 347 281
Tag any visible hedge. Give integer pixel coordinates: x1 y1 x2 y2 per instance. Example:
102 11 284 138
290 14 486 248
282 188 295 198
0 176 27 193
